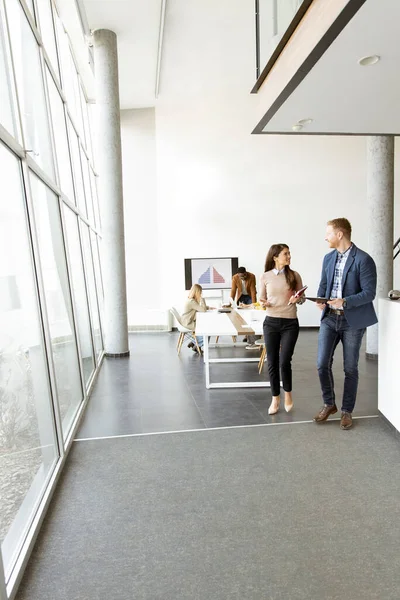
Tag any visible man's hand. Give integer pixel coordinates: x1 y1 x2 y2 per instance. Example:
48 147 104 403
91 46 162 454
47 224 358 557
327 298 344 309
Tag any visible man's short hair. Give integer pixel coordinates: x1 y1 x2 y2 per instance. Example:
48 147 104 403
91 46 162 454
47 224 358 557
327 218 352 239
237 266 246 274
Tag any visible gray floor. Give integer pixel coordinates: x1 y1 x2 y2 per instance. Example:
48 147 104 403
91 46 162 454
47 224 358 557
16 420 400 600
76 330 378 438
16 330 397 600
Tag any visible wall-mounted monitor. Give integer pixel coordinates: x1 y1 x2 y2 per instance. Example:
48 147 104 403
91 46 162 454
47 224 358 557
184 257 238 290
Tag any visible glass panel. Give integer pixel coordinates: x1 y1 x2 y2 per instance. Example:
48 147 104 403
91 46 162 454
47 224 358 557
63 207 95 385
90 168 101 229
67 118 86 214
81 149 94 224
0 5 18 138
54 12 74 105
277 0 304 34
80 85 91 154
72 67 85 139
87 102 97 167
54 14 83 137
46 68 74 202
258 0 304 72
91 231 104 305
23 0 34 16
80 224 103 361
36 0 59 78
0 143 57 579
5 0 54 177
29 172 83 438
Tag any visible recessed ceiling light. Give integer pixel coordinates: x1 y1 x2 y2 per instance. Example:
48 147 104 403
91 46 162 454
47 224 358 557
358 55 380 66
292 124 303 132
297 118 313 126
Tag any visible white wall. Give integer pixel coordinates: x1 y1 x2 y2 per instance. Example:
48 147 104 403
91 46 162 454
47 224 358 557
120 0 399 327
120 108 161 326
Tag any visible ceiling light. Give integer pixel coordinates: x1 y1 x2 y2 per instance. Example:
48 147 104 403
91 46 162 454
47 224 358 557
292 124 303 132
297 118 313 126
358 55 380 66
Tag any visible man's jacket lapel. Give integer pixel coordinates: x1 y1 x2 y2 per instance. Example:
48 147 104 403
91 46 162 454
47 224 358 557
341 245 357 290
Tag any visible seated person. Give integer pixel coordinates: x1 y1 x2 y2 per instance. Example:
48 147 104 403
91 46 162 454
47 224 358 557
181 284 213 352
231 267 259 349
230 266 257 305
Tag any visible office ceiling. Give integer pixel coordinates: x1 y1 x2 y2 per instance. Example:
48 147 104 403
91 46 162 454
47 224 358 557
260 0 400 135
82 0 400 135
82 0 163 109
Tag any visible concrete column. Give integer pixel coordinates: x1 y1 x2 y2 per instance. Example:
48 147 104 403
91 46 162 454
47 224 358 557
366 135 394 358
93 30 129 356
0 552 7 600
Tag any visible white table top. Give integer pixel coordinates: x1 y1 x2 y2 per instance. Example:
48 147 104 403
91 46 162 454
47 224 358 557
196 309 265 335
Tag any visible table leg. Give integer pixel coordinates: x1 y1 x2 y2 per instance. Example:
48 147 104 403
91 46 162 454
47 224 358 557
203 334 210 389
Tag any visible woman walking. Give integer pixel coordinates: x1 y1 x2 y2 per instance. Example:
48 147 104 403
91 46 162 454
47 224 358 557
260 244 305 414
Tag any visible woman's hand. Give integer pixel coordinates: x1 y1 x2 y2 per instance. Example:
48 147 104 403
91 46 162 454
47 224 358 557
288 295 301 305
260 299 273 308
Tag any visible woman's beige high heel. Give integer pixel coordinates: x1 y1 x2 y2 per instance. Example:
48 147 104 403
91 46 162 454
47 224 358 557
268 396 280 415
284 393 293 413
285 400 294 413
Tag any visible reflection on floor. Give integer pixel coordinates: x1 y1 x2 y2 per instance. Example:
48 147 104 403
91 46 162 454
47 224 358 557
76 330 378 439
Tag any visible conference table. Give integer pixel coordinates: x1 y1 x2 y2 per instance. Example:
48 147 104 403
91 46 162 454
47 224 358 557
195 308 270 389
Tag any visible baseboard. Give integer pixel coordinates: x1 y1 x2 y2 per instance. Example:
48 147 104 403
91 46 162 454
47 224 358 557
378 411 400 440
128 325 171 332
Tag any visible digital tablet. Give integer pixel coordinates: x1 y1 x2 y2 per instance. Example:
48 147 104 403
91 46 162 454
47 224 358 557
294 285 308 298
306 297 329 304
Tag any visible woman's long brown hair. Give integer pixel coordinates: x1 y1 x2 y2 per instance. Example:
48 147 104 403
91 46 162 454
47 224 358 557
264 244 297 291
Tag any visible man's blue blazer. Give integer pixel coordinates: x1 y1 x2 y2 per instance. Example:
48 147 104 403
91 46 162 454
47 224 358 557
317 244 378 329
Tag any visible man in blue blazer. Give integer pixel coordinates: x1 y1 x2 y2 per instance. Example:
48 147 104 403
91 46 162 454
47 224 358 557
314 218 377 429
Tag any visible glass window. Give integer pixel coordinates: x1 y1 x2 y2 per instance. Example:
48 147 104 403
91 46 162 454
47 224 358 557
5 0 54 177
36 0 59 78
0 6 19 139
67 118 86 215
0 143 58 579
54 14 83 137
54 13 74 105
80 85 92 155
91 231 104 307
63 207 95 385
46 67 74 202
87 102 97 167
29 172 83 438
80 224 103 361
72 67 85 139
23 0 34 16
81 149 94 224
90 168 101 229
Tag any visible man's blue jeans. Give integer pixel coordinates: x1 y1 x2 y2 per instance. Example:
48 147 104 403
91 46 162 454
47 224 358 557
189 334 203 348
317 313 365 413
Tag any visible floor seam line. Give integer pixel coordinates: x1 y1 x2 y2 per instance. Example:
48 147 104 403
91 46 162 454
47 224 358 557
74 414 380 442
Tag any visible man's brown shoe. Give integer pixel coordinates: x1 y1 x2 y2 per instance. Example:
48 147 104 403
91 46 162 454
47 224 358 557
340 412 353 430
313 404 338 422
